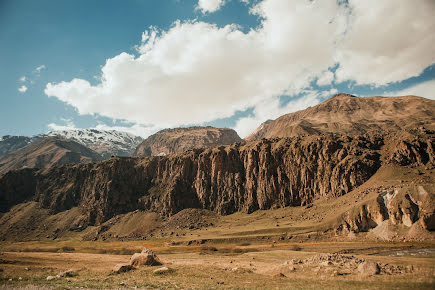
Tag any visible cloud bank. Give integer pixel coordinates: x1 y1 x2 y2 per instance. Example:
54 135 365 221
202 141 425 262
45 0 435 137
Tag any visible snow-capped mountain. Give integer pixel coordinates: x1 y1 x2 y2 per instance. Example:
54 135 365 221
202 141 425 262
0 135 41 157
0 129 143 159
43 129 143 158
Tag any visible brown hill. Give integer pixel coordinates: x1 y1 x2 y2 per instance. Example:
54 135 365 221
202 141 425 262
246 94 435 141
0 137 103 176
134 126 243 157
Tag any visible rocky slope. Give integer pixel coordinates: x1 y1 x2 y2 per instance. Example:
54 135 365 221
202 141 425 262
246 94 435 141
1 129 433 228
45 129 143 158
0 135 40 158
0 129 143 160
134 126 243 157
0 137 103 176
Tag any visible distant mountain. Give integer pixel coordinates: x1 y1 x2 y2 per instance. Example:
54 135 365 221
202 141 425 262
0 135 41 158
0 137 103 176
134 126 243 157
246 94 435 141
45 129 143 159
0 129 143 160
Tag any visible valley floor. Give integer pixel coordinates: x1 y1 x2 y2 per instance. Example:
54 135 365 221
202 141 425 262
0 240 434 289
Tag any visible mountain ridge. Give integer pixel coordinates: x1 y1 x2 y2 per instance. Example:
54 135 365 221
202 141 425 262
134 126 243 157
246 94 435 141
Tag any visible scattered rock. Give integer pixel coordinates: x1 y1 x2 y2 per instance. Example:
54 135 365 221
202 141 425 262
320 261 333 266
273 272 286 277
112 264 134 274
153 267 170 274
130 248 162 267
58 269 76 277
357 261 380 276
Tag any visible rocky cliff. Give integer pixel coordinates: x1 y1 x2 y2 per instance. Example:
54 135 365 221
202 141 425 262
246 94 435 141
2 130 432 228
134 126 243 157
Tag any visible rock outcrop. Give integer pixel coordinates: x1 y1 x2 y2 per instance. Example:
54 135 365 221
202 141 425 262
339 184 435 237
134 126 243 157
130 248 162 267
246 95 435 141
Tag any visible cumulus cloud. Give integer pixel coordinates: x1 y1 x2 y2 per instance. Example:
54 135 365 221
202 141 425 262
18 85 28 93
316 70 334 86
196 0 225 13
335 0 435 86
19 76 26 82
45 0 434 137
386 80 435 100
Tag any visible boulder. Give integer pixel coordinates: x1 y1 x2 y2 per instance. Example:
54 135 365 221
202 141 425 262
357 261 380 276
113 264 134 274
46 275 56 281
272 272 286 277
130 248 162 267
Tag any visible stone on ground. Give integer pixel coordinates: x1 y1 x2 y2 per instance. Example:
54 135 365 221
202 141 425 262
113 264 134 273
130 248 162 267
357 261 380 276
153 267 170 274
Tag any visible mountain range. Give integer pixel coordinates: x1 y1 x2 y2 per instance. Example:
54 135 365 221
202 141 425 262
0 93 433 242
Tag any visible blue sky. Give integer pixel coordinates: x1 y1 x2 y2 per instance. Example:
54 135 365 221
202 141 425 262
1 0 434 138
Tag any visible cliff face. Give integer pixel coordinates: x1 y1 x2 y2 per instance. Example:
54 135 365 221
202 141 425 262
134 126 243 157
246 95 435 141
0 131 432 227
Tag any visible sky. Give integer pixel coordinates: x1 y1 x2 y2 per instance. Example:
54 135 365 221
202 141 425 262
1 0 434 138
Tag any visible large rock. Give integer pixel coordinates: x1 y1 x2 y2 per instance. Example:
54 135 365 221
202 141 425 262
357 261 380 276
130 248 162 267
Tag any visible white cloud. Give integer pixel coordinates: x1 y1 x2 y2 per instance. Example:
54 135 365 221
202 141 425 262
316 70 334 86
197 0 225 13
34 65 46 74
18 85 28 93
386 80 435 100
93 123 162 138
45 0 434 137
335 0 435 86
47 118 77 131
46 0 342 130
19 76 26 82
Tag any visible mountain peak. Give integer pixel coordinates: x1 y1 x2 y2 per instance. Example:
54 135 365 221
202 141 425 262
246 94 435 141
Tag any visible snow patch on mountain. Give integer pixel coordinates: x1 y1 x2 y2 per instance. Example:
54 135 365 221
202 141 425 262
43 129 143 158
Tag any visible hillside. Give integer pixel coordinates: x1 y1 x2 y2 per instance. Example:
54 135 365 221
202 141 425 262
0 135 40 158
246 94 435 141
0 129 143 160
0 137 103 176
134 126 243 157
45 129 143 158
